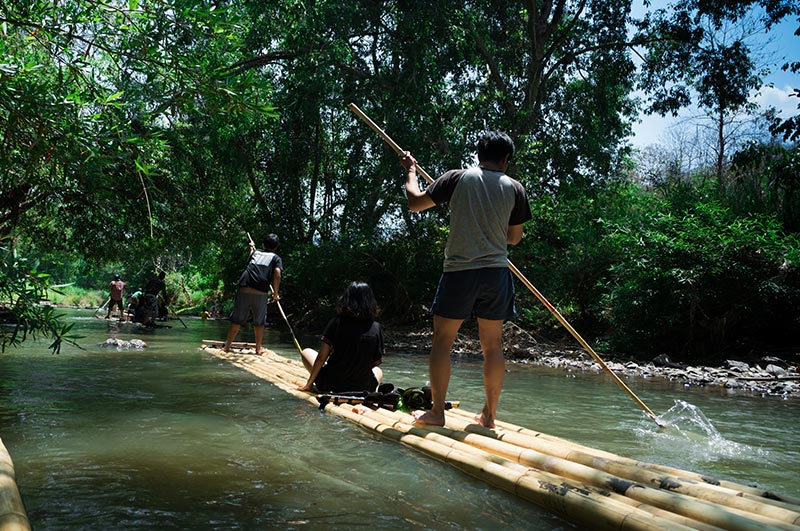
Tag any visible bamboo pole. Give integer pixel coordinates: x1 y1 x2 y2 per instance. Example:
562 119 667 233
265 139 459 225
244 360 694 531
402 413 800 526
347 102 663 426
205 347 800 528
445 407 800 510
270 290 303 357
367 408 800 531
202 339 257 348
0 438 31 531
95 296 111 314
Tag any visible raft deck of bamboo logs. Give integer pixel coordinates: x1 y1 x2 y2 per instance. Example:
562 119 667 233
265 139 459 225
201 340 800 531
0 437 31 531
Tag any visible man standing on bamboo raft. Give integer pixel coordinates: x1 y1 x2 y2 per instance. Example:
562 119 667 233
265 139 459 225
222 233 282 355
105 273 126 321
400 131 532 428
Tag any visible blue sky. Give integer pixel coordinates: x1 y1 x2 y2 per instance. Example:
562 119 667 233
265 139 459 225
629 5 799 147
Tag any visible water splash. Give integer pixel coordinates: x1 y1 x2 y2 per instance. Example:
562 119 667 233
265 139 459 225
657 400 721 438
635 400 771 463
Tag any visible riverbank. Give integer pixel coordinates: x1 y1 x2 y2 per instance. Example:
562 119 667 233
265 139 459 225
28 306 800 398
385 323 800 399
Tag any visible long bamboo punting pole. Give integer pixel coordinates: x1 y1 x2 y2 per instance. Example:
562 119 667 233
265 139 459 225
271 293 303 357
347 103 663 426
0 438 31 531
203 346 800 530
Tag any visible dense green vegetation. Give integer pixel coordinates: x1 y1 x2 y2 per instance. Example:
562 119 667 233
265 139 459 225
2 0 798 360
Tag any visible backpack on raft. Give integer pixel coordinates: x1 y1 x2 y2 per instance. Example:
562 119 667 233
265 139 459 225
315 383 455 412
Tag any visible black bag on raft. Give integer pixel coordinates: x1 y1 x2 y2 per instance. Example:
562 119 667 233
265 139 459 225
316 382 402 410
316 384 452 412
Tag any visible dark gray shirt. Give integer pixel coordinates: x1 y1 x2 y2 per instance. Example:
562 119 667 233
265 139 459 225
426 166 532 272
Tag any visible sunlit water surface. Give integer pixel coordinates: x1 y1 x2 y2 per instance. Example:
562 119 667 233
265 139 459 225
1 310 798 530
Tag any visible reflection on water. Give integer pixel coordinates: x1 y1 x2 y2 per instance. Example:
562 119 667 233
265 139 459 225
1 310 798 530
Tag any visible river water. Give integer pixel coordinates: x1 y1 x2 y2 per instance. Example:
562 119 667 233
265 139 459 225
0 310 798 530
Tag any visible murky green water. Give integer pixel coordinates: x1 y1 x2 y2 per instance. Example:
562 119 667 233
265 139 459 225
1 310 798 530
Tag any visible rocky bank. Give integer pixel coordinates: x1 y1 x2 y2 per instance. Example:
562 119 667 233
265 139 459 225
385 322 800 399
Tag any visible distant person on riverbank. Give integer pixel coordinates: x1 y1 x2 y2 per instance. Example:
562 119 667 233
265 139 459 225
144 272 168 325
221 233 282 355
298 282 384 394
105 274 126 321
400 130 532 428
201 307 211 320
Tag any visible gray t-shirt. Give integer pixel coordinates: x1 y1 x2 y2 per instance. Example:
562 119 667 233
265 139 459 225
426 166 532 272
238 250 283 293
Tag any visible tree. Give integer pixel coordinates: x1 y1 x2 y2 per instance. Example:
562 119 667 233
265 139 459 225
1 244 81 353
637 0 799 180
0 0 276 254
0 0 276 348
772 19 800 142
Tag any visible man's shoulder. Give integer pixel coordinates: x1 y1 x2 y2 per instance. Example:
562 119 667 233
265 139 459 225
503 174 527 190
428 168 468 204
432 168 467 187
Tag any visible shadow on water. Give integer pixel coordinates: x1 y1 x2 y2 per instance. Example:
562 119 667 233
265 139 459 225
1 309 798 530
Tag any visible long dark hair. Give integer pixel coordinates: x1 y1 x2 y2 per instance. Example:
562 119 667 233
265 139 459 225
336 282 379 320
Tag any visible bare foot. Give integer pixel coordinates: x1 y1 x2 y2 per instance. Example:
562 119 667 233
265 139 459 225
475 405 496 428
412 410 445 426
473 413 496 429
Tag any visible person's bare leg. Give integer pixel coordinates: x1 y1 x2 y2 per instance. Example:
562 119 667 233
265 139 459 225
222 323 241 351
253 325 265 355
372 366 383 386
300 348 318 373
476 317 505 428
413 315 462 426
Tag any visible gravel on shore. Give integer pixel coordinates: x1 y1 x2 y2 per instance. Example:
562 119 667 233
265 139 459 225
385 322 800 399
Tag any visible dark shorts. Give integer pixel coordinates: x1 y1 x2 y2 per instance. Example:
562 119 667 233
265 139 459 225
229 288 269 327
109 298 124 311
431 267 516 321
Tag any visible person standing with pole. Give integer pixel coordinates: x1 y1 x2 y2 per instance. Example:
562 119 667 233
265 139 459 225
352 103 664 426
105 274 126 321
221 233 282 355
400 131 532 428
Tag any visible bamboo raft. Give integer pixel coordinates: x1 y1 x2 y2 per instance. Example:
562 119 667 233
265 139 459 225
0 437 30 531
201 340 800 531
